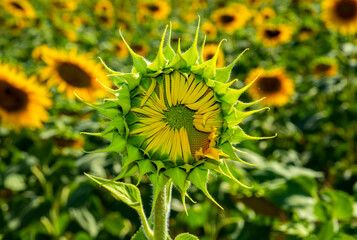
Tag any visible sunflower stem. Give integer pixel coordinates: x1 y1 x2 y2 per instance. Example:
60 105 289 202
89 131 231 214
153 184 169 240
138 206 154 240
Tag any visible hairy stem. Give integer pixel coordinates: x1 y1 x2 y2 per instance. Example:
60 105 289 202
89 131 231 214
138 207 153 240
154 184 168 240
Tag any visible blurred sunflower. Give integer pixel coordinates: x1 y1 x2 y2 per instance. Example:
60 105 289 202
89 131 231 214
131 42 149 57
94 0 115 28
211 4 250 33
311 57 338 78
137 1 171 21
201 22 217 40
32 45 56 62
202 44 225 68
2 0 36 19
245 0 263 8
297 26 317 41
51 0 78 11
0 63 52 130
113 40 129 59
41 48 110 102
245 67 294 106
253 7 276 26
256 24 293 47
322 0 357 34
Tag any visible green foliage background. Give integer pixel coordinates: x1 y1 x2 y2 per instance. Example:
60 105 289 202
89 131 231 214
0 0 356 239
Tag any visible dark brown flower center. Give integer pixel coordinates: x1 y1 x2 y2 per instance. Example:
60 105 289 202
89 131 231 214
98 15 109 23
10 1 24 10
146 4 159 12
220 14 235 24
335 0 357 20
314 63 332 72
0 80 29 112
132 45 143 52
300 27 313 33
265 29 281 38
206 53 214 60
56 62 91 88
257 77 281 94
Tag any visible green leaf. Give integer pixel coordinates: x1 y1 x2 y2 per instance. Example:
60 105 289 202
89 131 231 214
120 30 150 73
148 172 169 215
85 173 142 211
131 227 148 240
318 220 338 240
323 190 353 220
181 17 200 67
187 168 223 209
69 208 98 238
86 131 126 154
115 163 139 180
174 233 199 240
136 160 156 185
314 200 331 222
214 48 248 83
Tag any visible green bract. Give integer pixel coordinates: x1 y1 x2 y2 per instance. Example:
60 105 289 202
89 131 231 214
79 19 274 213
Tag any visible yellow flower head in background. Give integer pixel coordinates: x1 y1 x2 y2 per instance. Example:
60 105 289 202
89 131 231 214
40 47 110 102
112 40 129 59
311 57 339 78
245 67 294 106
256 24 294 47
211 4 251 33
253 7 276 26
202 43 225 68
80 20 274 212
0 63 52 130
322 0 357 34
201 22 217 40
137 0 171 21
2 0 36 19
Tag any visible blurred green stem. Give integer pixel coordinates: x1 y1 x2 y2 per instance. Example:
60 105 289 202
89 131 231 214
154 184 168 240
138 206 154 240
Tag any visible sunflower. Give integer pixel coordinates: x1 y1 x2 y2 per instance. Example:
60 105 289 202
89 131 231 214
32 45 56 62
322 0 357 34
211 4 251 33
256 24 293 47
2 0 36 19
311 57 338 78
51 0 78 11
41 48 110 102
94 0 114 16
81 21 274 215
201 22 217 40
130 42 149 57
137 1 171 21
245 67 294 106
297 25 317 41
253 7 276 26
0 63 52 130
112 40 129 59
202 44 225 68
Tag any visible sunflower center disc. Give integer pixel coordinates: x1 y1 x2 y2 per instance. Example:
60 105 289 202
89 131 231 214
146 4 159 12
335 0 357 19
315 63 332 72
0 80 29 112
258 77 282 93
220 15 235 24
164 104 194 130
56 62 91 88
10 2 24 10
265 30 281 38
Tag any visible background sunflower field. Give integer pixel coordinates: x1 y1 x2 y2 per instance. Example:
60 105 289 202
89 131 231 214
1 0 356 239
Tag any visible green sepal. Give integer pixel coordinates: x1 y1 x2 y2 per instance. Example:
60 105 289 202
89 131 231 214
152 160 167 173
110 84 131 115
114 163 139 180
191 39 225 79
215 48 249 83
85 131 126 154
198 35 206 64
110 116 126 136
136 160 156 185
164 167 190 214
220 142 240 161
182 17 200 67
187 168 223 209
127 134 146 148
130 227 147 240
110 72 141 91
225 107 269 128
148 25 168 72
201 160 231 179
220 87 248 107
166 39 187 69
126 111 140 125
80 125 114 141
85 173 142 211
235 98 264 112
163 22 176 62
75 93 120 120
230 126 276 144
174 233 199 240
213 79 237 96
122 144 143 168
120 30 150 74
148 172 169 216
220 161 252 189
98 57 121 74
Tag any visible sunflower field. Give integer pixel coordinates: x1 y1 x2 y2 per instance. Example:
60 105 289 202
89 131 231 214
1 0 357 239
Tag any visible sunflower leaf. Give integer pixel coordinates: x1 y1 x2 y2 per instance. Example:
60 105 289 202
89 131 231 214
85 173 142 211
188 168 223 209
174 233 199 240
136 160 156 185
114 163 139 180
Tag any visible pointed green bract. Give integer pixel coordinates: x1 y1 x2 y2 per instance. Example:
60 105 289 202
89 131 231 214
163 23 176 62
181 18 200 67
148 25 169 72
148 172 169 216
